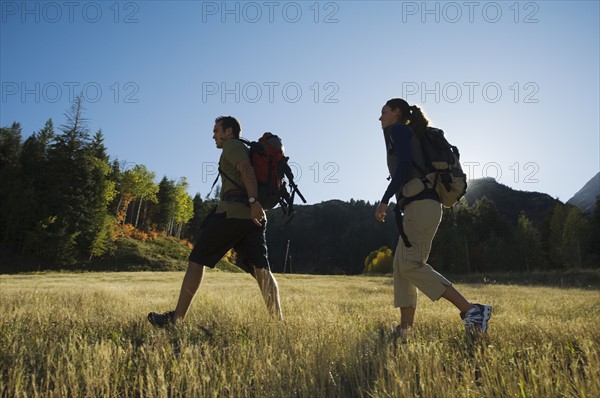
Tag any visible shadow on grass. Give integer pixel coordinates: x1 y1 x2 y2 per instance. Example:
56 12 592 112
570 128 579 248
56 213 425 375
333 326 496 397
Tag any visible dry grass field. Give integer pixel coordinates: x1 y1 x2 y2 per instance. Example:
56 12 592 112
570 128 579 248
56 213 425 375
1 271 598 397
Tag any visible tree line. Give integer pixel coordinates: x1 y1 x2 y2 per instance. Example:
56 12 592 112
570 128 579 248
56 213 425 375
364 196 600 274
262 195 598 275
1 98 598 274
0 96 215 269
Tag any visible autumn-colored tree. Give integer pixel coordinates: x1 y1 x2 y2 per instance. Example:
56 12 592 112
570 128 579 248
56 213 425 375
172 178 194 238
154 177 194 238
364 246 393 274
115 164 157 226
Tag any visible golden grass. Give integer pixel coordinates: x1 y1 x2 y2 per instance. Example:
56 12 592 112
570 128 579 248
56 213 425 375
1 271 598 397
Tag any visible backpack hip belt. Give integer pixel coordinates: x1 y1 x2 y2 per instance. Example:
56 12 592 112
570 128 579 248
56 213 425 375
222 189 249 205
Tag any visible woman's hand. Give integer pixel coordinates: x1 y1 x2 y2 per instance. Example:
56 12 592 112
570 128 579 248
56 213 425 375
375 203 388 222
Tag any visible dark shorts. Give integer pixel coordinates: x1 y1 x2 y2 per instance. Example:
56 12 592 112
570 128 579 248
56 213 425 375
189 210 269 273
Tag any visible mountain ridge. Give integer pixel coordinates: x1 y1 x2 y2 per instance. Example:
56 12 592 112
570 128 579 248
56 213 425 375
567 172 599 214
463 177 562 226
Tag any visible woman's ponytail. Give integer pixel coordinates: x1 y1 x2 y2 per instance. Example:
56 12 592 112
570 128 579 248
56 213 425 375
408 105 429 137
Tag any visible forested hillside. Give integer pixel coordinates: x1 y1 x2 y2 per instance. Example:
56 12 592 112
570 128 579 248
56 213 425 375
0 97 205 271
464 178 561 227
1 99 599 274
270 196 600 275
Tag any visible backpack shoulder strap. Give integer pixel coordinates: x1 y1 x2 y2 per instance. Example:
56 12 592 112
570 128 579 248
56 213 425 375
218 166 245 191
237 137 251 146
412 128 431 176
208 166 245 198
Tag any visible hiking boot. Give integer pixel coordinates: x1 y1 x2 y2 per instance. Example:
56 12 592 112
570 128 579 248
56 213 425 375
147 311 176 328
460 304 492 335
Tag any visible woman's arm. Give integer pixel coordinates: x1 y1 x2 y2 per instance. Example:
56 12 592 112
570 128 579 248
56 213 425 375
381 124 413 204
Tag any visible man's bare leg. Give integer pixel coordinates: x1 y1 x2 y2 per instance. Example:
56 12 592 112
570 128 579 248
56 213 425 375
173 261 206 321
253 266 283 320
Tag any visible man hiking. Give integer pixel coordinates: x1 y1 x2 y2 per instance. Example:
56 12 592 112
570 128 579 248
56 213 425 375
148 116 282 327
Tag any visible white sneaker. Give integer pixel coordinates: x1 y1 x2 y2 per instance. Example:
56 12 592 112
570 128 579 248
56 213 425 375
392 324 408 344
461 304 492 335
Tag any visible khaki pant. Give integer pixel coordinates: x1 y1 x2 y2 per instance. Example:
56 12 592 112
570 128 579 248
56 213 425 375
394 199 452 308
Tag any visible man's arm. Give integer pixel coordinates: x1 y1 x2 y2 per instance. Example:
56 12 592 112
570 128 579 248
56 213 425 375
236 159 265 226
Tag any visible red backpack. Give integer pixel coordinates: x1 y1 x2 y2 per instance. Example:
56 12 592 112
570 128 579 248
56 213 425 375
217 132 306 219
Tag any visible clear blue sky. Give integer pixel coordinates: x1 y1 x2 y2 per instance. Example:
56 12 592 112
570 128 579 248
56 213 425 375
2 0 599 204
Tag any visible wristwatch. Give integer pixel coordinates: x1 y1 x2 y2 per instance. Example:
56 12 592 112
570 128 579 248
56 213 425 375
248 197 257 204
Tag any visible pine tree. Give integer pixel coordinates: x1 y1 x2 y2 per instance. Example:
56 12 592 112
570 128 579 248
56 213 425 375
18 120 56 258
560 206 587 269
91 129 109 162
21 119 55 177
468 197 512 272
546 203 566 268
471 197 511 241
86 131 117 258
453 198 475 273
188 193 218 242
0 123 25 256
156 177 176 233
0 122 22 170
42 95 115 263
188 193 204 242
515 211 545 272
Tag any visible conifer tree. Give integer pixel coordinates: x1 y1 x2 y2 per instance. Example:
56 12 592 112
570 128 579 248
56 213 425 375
156 177 176 233
0 123 25 255
560 206 587 268
18 120 56 258
515 211 545 271
546 203 566 268
43 95 115 263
